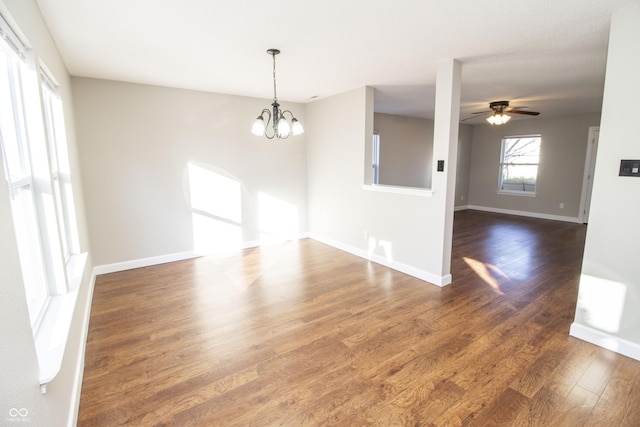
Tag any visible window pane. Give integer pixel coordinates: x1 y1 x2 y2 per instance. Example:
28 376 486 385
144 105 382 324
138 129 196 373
10 185 49 323
0 37 50 327
41 77 79 257
501 164 538 191
503 137 540 164
499 135 541 194
0 50 28 181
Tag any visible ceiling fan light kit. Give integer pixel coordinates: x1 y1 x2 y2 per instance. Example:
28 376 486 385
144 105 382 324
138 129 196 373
486 113 511 125
252 49 304 139
486 100 510 125
466 100 541 125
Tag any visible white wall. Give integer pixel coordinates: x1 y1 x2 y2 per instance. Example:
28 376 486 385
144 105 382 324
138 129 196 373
571 2 640 360
306 86 453 284
72 78 308 266
467 113 601 220
0 0 93 425
374 113 434 188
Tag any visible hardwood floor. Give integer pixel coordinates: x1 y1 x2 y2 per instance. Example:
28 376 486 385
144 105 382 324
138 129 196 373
78 210 640 426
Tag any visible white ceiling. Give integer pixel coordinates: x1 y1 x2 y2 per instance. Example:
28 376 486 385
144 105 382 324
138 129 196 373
34 0 619 122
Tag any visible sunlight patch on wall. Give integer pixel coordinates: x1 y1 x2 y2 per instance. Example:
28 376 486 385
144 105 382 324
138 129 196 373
258 191 298 243
189 163 241 222
367 236 394 262
577 274 627 333
187 162 242 254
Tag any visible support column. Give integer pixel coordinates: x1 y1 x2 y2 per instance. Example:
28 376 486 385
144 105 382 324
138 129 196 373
431 59 461 285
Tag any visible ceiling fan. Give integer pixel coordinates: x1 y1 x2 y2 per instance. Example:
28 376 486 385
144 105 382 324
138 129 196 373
463 100 540 125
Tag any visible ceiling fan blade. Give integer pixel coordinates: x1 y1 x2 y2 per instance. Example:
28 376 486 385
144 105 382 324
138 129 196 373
508 109 540 116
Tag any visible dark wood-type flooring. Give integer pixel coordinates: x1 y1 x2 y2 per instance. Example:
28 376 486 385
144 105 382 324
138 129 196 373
78 210 640 426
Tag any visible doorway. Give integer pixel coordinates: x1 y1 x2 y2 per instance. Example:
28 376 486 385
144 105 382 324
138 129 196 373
579 126 599 223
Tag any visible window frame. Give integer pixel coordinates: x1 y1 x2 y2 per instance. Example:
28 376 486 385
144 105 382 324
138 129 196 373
1 12 87 388
372 131 380 184
497 134 542 196
40 68 80 261
0 33 52 327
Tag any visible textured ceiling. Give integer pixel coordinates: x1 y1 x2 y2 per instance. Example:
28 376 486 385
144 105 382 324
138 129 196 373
34 0 620 121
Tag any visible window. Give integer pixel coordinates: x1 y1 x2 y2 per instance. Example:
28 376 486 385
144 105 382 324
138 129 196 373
1 13 86 387
372 131 380 184
0 24 51 326
40 69 80 260
1 14 81 328
498 134 541 195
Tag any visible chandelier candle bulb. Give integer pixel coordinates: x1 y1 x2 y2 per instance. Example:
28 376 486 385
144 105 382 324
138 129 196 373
291 118 304 135
251 116 266 136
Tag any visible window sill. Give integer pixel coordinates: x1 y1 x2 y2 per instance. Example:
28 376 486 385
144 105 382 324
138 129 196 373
362 184 433 197
497 190 536 197
35 252 87 392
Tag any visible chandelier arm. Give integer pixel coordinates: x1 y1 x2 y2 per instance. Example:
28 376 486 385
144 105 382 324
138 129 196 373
262 108 276 139
280 110 296 120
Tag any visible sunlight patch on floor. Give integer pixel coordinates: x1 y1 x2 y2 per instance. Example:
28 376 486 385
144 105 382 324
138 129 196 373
463 256 510 294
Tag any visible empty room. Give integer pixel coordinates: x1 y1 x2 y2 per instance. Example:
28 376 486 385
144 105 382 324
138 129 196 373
1 0 639 425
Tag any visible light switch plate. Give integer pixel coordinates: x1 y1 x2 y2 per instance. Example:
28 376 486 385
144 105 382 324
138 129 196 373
619 160 640 177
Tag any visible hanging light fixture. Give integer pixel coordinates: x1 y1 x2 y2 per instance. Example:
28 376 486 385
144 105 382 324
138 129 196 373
486 112 511 125
486 101 511 125
252 49 304 139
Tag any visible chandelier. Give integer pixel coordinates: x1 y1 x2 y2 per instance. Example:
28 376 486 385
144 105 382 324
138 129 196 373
251 49 304 139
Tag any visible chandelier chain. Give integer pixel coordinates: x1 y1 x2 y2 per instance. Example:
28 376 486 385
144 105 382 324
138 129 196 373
272 52 278 102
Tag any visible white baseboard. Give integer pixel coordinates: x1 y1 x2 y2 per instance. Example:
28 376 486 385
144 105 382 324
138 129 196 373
570 322 640 361
308 233 451 287
92 235 451 286
93 251 200 275
91 231 452 285
467 205 582 223
454 205 469 212
92 234 311 276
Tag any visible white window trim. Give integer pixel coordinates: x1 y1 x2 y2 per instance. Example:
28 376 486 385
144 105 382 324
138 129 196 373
36 252 87 388
497 134 541 196
496 189 537 197
0 13 87 392
362 184 434 197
